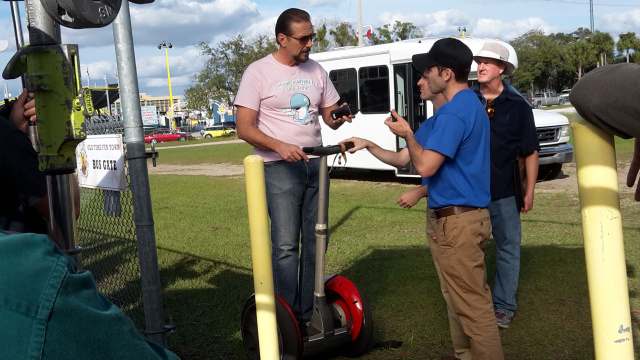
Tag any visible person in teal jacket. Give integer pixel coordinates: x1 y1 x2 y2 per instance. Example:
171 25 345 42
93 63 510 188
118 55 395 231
0 230 179 359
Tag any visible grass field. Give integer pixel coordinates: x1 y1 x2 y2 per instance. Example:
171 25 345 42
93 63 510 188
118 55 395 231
147 115 640 359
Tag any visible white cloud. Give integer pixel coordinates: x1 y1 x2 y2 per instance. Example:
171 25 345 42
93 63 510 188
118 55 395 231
473 17 557 41
377 10 475 38
600 9 640 36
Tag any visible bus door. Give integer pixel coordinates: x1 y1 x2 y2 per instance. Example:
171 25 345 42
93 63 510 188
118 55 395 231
394 63 433 176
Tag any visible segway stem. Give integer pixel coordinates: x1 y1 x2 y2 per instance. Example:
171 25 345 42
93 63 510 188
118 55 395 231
314 155 328 298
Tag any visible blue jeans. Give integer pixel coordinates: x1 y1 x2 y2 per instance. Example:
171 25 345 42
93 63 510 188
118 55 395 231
264 158 328 323
488 196 521 317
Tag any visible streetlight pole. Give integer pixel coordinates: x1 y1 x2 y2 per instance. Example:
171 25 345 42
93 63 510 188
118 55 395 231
103 73 110 116
158 41 174 129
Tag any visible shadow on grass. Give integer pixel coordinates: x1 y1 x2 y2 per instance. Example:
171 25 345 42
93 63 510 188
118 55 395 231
158 241 602 360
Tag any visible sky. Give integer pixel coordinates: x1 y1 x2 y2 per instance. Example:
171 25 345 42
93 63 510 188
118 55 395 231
1 0 640 102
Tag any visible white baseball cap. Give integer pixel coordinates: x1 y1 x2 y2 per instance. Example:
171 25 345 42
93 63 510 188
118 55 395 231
474 41 516 76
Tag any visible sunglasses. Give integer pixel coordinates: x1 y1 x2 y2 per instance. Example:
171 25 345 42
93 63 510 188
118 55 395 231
287 33 316 44
479 96 495 119
486 98 494 118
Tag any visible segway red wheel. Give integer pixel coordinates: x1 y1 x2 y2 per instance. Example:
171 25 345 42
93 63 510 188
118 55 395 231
241 294 302 360
325 275 374 357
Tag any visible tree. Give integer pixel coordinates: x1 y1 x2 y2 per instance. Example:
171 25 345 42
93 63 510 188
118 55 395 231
330 22 358 47
567 39 595 80
588 31 615 67
510 30 564 94
617 32 639 63
571 27 592 41
314 23 331 52
371 20 423 44
184 34 277 110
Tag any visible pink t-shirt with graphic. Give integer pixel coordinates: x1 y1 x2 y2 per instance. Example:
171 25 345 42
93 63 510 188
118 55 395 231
234 54 340 162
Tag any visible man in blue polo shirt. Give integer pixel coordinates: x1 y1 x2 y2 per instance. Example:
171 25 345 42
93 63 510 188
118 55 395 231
386 38 503 360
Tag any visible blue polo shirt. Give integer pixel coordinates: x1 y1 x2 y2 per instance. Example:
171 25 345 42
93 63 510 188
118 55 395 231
414 89 491 209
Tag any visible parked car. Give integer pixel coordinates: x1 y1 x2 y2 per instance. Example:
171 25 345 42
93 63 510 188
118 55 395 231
221 121 236 130
531 92 565 108
202 124 237 139
559 89 571 103
144 130 189 144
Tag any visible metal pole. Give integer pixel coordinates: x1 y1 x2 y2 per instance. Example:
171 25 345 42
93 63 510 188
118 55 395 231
25 0 79 263
314 156 328 296
163 46 175 129
104 73 110 115
112 0 167 347
12 1 40 152
10 1 25 49
572 114 634 359
357 0 363 47
590 0 594 33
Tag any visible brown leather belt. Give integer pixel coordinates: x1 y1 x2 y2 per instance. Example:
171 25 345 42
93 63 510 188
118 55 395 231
434 206 482 219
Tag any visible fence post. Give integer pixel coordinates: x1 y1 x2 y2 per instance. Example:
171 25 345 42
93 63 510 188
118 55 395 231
112 0 167 347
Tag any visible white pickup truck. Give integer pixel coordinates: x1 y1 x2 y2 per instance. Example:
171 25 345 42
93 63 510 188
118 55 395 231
533 109 573 180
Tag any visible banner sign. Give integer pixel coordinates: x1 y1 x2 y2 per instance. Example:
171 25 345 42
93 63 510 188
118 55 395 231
141 105 158 126
76 134 126 191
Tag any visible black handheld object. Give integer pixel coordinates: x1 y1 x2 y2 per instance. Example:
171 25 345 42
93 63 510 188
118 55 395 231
330 104 355 120
302 142 355 156
389 109 397 122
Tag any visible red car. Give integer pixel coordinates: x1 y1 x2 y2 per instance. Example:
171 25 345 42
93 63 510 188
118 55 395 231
144 130 189 144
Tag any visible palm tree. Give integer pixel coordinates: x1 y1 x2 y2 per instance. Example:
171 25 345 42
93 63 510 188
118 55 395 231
568 40 595 80
617 32 639 63
588 32 614 67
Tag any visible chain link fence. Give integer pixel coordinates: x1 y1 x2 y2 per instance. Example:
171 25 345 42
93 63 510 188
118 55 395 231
76 114 145 330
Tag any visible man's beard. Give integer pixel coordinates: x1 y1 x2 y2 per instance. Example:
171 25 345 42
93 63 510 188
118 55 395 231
293 48 311 63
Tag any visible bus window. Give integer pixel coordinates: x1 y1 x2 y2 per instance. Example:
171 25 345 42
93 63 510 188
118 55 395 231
329 69 358 109
359 66 390 113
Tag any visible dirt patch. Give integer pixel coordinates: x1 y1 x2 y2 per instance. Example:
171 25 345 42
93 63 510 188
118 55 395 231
146 161 637 197
535 161 635 197
147 163 244 177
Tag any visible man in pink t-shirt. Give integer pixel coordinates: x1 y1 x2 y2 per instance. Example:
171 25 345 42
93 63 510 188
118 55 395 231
235 8 352 325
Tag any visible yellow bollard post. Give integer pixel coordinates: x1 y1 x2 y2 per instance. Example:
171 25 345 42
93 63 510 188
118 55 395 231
243 155 279 360
572 115 634 359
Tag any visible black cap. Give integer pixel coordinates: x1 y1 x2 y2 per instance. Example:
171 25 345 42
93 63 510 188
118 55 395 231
412 38 473 74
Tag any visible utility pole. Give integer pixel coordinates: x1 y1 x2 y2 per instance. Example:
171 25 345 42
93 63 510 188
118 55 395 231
590 0 594 33
357 0 363 47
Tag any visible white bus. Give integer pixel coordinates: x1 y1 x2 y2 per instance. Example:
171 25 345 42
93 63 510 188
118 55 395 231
311 36 573 179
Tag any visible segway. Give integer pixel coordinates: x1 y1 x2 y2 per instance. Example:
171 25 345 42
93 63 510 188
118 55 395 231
241 142 374 359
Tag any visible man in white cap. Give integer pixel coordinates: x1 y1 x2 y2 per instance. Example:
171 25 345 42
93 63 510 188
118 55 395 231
472 41 540 329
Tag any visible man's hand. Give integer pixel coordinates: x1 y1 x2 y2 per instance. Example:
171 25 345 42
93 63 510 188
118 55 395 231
627 138 640 201
276 142 309 163
322 102 354 130
397 185 428 209
340 137 370 153
384 110 413 139
521 193 534 213
10 89 36 134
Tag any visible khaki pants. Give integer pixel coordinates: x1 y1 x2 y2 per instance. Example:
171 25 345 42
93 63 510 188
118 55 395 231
427 208 504 360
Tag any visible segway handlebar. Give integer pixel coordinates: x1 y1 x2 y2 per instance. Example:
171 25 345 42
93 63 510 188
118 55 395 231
302 142 354 156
